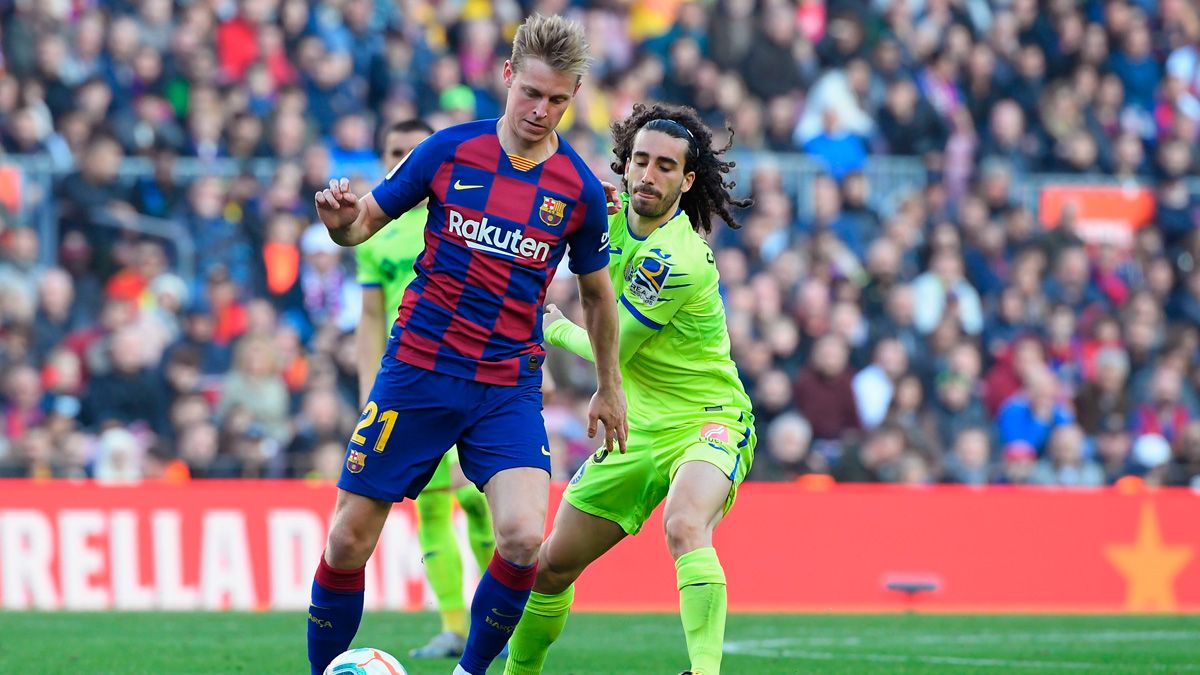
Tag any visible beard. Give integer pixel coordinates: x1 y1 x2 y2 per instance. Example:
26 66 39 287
629 180 684 219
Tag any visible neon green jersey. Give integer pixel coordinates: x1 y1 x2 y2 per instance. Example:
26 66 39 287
549 196 751 432
355 206 428 339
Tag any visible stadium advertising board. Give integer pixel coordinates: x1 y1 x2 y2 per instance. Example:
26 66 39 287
1 481 1197 612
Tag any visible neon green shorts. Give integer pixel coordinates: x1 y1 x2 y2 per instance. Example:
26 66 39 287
564 410 755 535
420 446 460 493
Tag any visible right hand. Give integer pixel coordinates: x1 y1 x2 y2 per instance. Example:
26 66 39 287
542 303 566 331
587 385 628 454
600 181 621 215
314 178 360 231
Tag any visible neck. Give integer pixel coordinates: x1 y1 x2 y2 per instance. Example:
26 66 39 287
627 199 681 239
496 116 557 163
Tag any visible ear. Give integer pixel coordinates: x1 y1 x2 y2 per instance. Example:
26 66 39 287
502 60 514 88
680 170 696 194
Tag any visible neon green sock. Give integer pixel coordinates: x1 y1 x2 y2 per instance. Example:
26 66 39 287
676 547 727 675
504 586 574 675
416 490 466 635
455 484 495 573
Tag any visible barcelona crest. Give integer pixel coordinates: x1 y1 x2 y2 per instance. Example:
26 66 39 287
539 196 566 226
346 449 366 474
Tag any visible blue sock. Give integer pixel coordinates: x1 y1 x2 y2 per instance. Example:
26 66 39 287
458 552 537 675
307 555 366 675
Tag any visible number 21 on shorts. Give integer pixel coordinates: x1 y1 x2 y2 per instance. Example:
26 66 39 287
351 401 398 453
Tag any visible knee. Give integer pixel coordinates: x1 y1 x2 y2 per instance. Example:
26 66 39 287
494 518 544 566
325 521 377 569
664 513 709 559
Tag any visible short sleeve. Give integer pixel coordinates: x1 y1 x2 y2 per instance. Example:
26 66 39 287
355 241 381 286
565 180 611 275
371 134 445 219
618 246 699 330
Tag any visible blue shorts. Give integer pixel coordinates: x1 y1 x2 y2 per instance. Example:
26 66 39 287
338 356 550 502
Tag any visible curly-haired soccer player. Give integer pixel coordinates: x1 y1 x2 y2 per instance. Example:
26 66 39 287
505 103 755 675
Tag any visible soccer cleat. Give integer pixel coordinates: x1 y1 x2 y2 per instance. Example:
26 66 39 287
408 629 467 658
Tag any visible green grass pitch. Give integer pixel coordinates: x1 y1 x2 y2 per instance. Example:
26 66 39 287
2 612 1199 673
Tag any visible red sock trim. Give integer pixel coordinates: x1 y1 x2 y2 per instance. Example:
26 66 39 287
315 554 365 593
487 552 537 591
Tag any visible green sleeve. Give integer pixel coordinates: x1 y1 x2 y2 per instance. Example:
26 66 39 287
544 307 658 366
355 240 382 286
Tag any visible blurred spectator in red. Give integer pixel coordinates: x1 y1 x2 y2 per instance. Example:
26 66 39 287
1132 365 1193 444
794 334 861 444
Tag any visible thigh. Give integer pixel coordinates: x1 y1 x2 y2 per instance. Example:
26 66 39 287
665 413 756 517
564 426 669 536
663 461 736 537
337 360 467 503
457 384 549 490
482 466 550 536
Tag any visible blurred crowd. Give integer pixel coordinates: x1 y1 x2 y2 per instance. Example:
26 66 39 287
1 0 1199 488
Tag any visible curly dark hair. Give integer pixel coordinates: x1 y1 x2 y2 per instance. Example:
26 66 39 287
609 103 752 234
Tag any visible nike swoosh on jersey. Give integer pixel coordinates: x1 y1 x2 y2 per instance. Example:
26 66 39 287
454 180 484 190
541 445 551 456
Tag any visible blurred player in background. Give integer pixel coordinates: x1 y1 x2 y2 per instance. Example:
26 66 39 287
505 104 755 675
308 14 627 675
355 119 496 659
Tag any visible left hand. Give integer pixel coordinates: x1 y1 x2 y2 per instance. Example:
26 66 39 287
601 181 621 215
543 303 566 331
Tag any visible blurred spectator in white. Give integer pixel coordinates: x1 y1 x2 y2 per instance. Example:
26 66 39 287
1030 424 1104 487
853 336 909 429
218 336 290 444
912 249 984 336
92 427 144 483
300 224 359 333
1131 433 1173 486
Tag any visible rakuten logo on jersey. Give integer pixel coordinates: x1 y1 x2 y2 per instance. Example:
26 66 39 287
447 210 550 263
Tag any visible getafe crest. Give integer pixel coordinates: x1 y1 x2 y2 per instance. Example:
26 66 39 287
539 196 566 226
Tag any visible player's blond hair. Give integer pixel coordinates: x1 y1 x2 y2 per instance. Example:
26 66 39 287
511 14 592 79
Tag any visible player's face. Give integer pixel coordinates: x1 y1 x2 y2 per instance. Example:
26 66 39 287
382 129 430 169
624 129 695 219
502 58 581 144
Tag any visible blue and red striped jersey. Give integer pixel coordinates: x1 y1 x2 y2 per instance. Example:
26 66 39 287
370 119 611 386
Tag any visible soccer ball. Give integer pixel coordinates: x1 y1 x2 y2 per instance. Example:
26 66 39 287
323 648 407 675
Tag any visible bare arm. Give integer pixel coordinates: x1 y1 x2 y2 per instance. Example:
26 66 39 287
314 178 394 247
576 268 628 453
356 286 387 407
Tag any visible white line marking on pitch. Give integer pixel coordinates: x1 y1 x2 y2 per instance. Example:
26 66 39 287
725 634 1200 671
